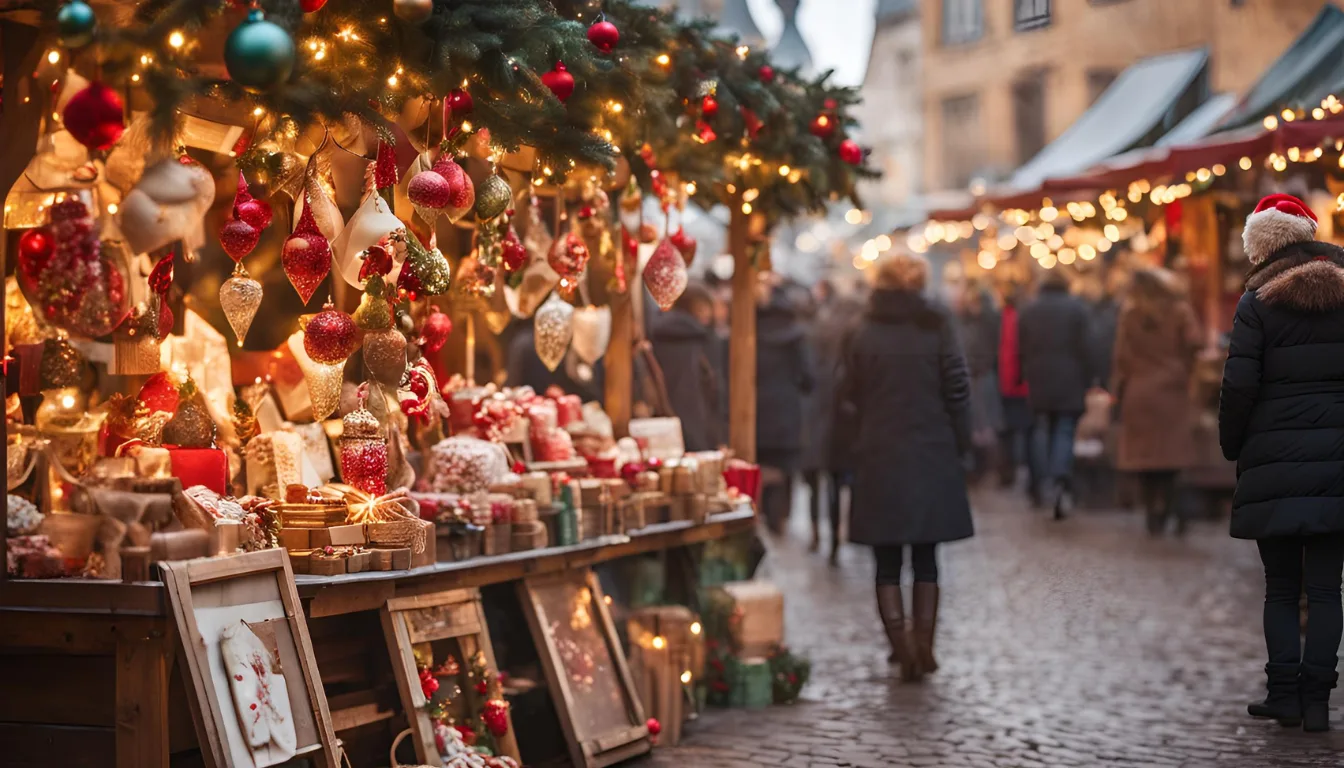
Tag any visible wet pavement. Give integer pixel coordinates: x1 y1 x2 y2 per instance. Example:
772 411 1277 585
644 488 1344 767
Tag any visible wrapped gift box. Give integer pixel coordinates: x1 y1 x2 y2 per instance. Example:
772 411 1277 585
716 581 784 659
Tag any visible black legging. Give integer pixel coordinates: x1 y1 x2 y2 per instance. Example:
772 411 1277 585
874 544 939 586
1258 535 1344 670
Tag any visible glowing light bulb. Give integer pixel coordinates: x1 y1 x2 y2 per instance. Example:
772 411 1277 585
652 636 666 650
681 671 693 684
46 50 60 65
169 30 186 49
656 53 670 66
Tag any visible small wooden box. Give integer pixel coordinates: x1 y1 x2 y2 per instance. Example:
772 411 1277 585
277 502 349 529
620 496 646 533
287 549 313 574
279 528 311 550
309 554 347 576
371 547 412 571
346 551 370 574
310 523 366 549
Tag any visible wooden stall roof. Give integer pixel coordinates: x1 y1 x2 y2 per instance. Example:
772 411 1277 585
0 509 755 619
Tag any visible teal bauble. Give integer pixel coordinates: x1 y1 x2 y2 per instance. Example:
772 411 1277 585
57 1 97 49
224 10 296 92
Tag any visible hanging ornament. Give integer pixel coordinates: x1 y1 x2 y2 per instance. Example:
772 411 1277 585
839 139 864 166
393 0 434 24
300 0 328 12
475 174 512 221
354 275 394 331
304 302 359 364
420 306 453 353
235 180 274 229
742 107 764 140
220 214 260 262
283 195 332 304
57 1 97 48
375 140 399 191
63 82 125 150
17 228 54 283
148 252 175 341
701 94 720 119
571 305 611 365
364 328 408 386
288 331 342 420
436 157 475 219
758 65 775 82
220 265 263 346
446 88 474 116
225 9 295 91
534 293 573 372
588 17 620 53
644 238 688 310
403 232 452 296
542 62 576 103
162 379 217 449
340 399 388 496
501 227 527 274
810 113 836 139
547 231 590 284
408 159 454 223
824 98 838 110
39 338 84 390
670 227 698 266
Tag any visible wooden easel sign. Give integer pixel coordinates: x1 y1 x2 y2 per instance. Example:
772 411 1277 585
161 549 339 768
381 587 521 767
519 569 651 768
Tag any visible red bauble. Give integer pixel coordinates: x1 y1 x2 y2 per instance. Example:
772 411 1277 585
542 62 576 103
408 167 454 211
644 238 688 310
283 200 332 304
63 81 126 150
839 139 864 165
475 680 490 695
501 228 527 273
646 718 661 736
397 260 424 301
446 87 474 115
823 98 838 110
758 65 775 82
701 94 719 119
138 372 180 415
420 306 453 353
587 19 620 53
236 198 272 230
220 218 261 262
17 228 54 281
300 0 327 11
809 113 835 139
742 107 763 139
304 303 358 364
669 227 698 266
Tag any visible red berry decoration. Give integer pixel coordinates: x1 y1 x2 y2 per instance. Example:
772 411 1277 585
63 81 126 150
300 0 327 11
701 94 719 119
304 302 358 364
446 87 474 115
17 228 54 281
809 113 835 139
587 18 620 53
839 139 864 166
542 61 576 103
758 65 774 82
420 306 453 354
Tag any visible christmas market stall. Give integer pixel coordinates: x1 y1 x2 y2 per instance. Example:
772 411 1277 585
1 2 873 767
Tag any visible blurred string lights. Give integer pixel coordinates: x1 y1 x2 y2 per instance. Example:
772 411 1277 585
883 90 1344 272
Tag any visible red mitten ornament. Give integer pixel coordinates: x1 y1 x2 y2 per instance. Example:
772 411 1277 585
643 238 688 310
283 195 332 304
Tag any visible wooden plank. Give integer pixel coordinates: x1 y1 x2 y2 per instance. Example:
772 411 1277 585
604 290 634 438
728 201 758 463
385 587 478 613
176 547 287 585
380 607 441 766
0 722 115 768
306 579 395 618
275 549 341 768
0 580 166 615
327 687 398 732
517 576 585 768
0 611 167 653
115 630 171 768
404 601 482 644
0 654 115 726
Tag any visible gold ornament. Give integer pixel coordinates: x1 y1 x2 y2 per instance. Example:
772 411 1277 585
534 292 573 372
475 174 512 221
162 379 217 448
354 274 394 331
304 361 344 421
363 327 408 386
219 265 264 346
39 338 84 389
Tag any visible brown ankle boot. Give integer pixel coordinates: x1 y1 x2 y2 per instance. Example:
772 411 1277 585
912 582 940 674
876 584 922 682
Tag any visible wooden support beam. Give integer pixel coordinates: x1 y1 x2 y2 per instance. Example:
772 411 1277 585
728 198 757 463
604 289 633 437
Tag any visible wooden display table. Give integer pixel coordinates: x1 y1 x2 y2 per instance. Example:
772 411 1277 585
0 510 754 768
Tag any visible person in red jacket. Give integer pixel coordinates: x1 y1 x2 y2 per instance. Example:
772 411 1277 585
997 286 1036 497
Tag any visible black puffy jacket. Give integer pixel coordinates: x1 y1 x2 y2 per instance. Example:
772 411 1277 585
1220 240 1344 539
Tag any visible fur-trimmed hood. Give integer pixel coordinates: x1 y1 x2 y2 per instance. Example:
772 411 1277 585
1247 240 1344 312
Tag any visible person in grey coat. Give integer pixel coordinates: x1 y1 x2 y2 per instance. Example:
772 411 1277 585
839 253 975 683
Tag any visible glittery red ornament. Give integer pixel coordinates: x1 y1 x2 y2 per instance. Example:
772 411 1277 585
17 228 54 281
220 218 260 262
148 251 174 295
359 243 394 282
233 172 273 229
669 227 698 266
694 119 716 144
340 404 387 496
482 699 510 738
300 0 327 11
587 19 620 53
396 260 423 301
542 62 576 103
434 156 474 210
408 167 453 220
375 140 399 189
701 94 719 118
548 232 590 282
644 238 688 310
63 81 125 150
420 306 453 353
758 65 775 82
501 227 527 273
283 196 331 304
138 371 180 415
446 87 474 115
809 113 836 139
303 302 358 364
839 139 864 165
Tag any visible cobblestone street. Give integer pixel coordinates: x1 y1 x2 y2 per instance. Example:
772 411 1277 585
646 489 1344 767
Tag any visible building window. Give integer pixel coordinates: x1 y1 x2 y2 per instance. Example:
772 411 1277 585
1015 0 1051 31
1087 69 1118 105
942 0 983 45
942 93 982 188
1013 73 1047 164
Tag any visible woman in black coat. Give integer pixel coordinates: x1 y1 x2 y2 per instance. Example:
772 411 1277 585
755 283 815 534
840 253 974 682
1220 193 1344 733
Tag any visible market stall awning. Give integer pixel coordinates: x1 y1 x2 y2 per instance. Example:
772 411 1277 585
1004 48 1209 193
1218 4 1344 128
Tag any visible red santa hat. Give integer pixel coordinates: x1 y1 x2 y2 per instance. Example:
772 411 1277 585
1243 193 1318 264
